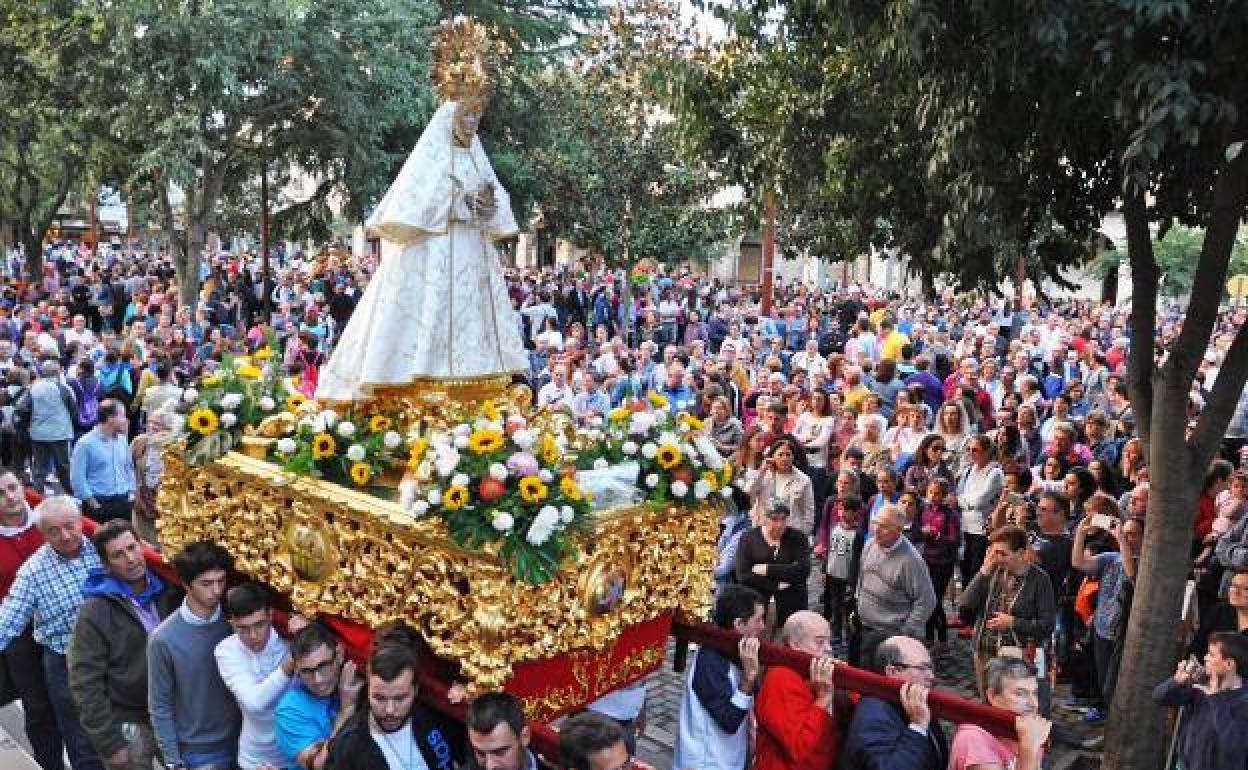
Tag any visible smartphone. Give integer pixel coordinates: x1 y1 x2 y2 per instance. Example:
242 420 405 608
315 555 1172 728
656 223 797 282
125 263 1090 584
1090 513 1116 530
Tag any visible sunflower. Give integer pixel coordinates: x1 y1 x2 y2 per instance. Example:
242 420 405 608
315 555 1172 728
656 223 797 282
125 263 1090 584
188 408 220 435
201 375 222 387
406 437 429 470
679 414 705 431
656 444 683 470
253 347 272 360
286 393 309 412
608 406 631 422
539 434 561 465
559 477 583 501
444 484 471 510
701 470 721 492
518 476 548 503
369 415 392 433
349 462 372 485
311 432 337 459
721 462 735 485
468 428 506 454
482 399 501 422
236 364 263 380
647 391 669 409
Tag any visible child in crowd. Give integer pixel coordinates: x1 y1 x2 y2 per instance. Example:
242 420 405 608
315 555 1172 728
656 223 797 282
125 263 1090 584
921 478 962 645
822 496 864 644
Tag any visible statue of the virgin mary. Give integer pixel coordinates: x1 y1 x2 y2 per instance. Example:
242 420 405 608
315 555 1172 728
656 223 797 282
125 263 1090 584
316 18 528 403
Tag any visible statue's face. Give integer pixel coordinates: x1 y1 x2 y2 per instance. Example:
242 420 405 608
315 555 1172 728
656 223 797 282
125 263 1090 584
452 103 481 146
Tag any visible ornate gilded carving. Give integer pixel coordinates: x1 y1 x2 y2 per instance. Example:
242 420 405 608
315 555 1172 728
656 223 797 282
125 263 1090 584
157 449 719 691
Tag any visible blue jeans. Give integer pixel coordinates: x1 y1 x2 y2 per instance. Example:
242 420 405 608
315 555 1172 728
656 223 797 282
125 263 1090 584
42 648 103 770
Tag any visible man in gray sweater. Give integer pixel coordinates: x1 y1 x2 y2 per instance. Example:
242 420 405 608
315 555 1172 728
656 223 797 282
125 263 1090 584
851 505 937 668
148 542 240 769
16 359 76 493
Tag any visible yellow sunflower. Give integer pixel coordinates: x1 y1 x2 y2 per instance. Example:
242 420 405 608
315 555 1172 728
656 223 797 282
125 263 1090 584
349 462 372 485
539 434 561 465
608 406 632 422
444 484 471 510
701 470 721 492
286 393 309 412
311 432 337 459
721 462 735 485
468 428 506 454
236 364 263 380
482 399 501 422
647 391 669 409
679 414 705 431
369 415 392 433
201 375 222 387
253 347 272 360
559 477 583 501
188 408 220 435
406 437 429 470
656 444 683 470
518 476 548 503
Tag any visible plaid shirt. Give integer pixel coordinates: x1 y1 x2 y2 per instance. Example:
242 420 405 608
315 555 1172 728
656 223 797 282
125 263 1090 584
0 535 100 655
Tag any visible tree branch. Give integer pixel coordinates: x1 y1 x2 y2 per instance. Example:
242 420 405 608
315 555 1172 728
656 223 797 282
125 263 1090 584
1123 188 1158 451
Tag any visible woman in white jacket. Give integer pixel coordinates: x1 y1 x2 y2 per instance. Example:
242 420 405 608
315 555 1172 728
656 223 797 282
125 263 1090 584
956 434 1005 587
742 438 817 536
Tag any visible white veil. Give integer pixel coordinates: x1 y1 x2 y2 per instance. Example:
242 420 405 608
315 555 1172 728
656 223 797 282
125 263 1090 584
365 100 518 244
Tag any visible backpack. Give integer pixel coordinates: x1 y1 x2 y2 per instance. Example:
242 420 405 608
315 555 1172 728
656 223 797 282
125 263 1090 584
70 377 100 429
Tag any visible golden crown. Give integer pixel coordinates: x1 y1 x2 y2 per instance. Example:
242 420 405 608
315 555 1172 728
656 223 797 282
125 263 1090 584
432 16 504 108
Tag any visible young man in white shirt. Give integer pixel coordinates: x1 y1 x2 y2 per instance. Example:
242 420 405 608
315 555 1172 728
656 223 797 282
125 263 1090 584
215 583 296 770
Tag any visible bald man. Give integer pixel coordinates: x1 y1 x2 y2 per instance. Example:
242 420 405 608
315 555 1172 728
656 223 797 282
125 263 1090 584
842 636 949 770
753 611 839 770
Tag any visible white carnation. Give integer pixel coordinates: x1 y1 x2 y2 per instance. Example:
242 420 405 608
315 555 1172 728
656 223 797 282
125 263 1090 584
492 512 515 532
276 438 298 454
721 486 734 498
512 429 536 450
454 423 472 437
182 388 199 403
434 445 460 477
622 441 639 456
220 412 237 428
426 488 442 506
694 479 713 500
300 415 326 433
488 463 509 481
641 443 658 459
451 473 470 488
560 506 575 524
410 499 430 516
645 473 659 488
258 396 276 412
346 443 367 462
319 409 339 427
383 431 402 449
671 480 689 498
538 469 553 483
337 421 356 439
455 434 470 448
594 458 610 470
220 393 243 410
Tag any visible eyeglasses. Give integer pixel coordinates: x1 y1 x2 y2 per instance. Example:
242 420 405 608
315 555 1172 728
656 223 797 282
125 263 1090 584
296 653 340 679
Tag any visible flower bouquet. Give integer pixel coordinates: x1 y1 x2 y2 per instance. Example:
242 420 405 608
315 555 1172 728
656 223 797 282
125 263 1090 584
272 407 407 488
181 349 294 466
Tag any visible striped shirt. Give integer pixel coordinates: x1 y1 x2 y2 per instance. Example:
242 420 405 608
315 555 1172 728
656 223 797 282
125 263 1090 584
0 535 100 655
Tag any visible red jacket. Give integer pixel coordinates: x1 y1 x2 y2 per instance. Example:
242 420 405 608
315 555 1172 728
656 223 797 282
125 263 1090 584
1 489 48 597
753 665 839 770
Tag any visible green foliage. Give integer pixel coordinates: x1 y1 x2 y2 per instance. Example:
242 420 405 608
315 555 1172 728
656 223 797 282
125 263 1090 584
1097 225 1248 297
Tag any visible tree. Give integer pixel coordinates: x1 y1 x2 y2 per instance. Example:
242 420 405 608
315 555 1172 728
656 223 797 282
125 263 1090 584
0 0 118 280
1097 225 1248 298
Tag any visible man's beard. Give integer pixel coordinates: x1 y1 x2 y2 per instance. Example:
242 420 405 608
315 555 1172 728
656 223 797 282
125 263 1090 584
374 709 413 734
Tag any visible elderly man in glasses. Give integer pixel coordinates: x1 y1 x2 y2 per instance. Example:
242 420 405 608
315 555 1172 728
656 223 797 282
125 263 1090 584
842 635 949 770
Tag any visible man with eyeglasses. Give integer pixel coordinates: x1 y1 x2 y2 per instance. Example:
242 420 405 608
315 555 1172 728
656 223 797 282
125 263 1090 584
276 622 363 770
842 635 948 770
215 583 298 770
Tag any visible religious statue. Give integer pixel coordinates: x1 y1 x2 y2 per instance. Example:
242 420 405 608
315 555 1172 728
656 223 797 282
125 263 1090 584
316 18 528 403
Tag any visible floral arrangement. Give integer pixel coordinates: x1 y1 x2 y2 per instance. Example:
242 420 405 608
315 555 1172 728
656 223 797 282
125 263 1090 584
181 349 294 465
574 392 734 507
273 406 407 488
402 401 594 583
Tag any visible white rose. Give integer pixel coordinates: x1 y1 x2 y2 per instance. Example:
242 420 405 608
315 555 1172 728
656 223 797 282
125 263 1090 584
488 463 509 481
451 473 470 488
455 434 470 448
538 505 560 525
526 518 554 546
410 500 430 517
641 443 658 459
276 437 297 454
512 429 536 450
220 412 237 428
346 444 367 462
645 473 659 488
337 421 356 439
319 409 339 427
434 445 460 477
182 387 199 403
694 479 712 499
594 458 610 470
671 480 689 498
383 431 402 449
426 488 442 506
560 506 575 524
492 512 515 532
538 469 553 483
454 423 472 437
220 393 243 410
622 441 639 456
258 396 276 412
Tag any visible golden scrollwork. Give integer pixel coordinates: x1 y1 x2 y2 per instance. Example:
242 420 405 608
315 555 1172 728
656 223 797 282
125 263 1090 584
157 450 719 691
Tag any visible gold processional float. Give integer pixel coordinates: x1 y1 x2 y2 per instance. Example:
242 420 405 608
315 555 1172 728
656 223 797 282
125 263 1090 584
155 18 725 720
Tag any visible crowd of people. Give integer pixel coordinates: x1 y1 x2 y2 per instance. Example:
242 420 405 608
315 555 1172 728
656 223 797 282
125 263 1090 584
2 240 1248 770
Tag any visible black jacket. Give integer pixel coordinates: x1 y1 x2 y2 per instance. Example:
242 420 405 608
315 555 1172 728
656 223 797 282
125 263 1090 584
326 706 461 770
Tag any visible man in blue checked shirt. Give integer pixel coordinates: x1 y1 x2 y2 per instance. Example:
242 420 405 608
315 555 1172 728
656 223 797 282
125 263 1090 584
0 495 104 770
